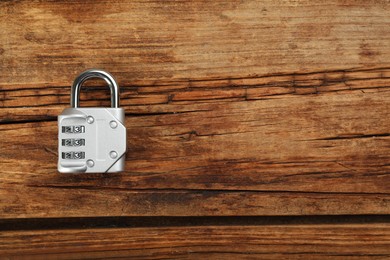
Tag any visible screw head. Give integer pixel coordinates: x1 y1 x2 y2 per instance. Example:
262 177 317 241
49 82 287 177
86 116 94 124
86 159 95 167
110 120 118 129
109 151 118 159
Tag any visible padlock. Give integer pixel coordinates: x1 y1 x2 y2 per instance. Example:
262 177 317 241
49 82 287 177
58 69 126 173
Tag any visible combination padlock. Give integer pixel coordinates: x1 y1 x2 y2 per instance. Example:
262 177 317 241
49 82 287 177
58 69 126 173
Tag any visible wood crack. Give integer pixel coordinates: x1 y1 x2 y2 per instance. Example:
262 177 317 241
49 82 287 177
310 133 390 141
1 215 389 231
24 185 390 196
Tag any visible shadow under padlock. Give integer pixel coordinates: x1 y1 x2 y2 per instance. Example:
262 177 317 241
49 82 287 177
58 69 127 173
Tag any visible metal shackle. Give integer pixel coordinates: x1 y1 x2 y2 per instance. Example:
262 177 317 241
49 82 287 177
71 69 120 108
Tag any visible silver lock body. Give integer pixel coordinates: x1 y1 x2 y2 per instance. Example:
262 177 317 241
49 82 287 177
58 69 126 173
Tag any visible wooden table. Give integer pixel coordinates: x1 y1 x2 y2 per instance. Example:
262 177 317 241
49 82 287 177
1 0 389 258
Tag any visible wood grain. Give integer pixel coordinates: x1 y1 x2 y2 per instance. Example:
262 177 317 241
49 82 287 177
1 224 390 259
1 67 390 122
1 87 389 218
0 0 389 89
1 0 390 258
1 0 390 218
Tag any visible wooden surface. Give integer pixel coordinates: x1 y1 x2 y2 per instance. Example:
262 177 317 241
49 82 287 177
2 223 390 259
1 0 389 258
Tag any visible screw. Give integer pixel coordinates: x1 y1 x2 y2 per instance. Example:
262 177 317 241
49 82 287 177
109 151 118 159
110 120 118 129
86 159 94 167
86 116 94 124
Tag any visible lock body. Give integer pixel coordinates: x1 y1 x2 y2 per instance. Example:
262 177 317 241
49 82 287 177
58 107 126 173
58 69 126 173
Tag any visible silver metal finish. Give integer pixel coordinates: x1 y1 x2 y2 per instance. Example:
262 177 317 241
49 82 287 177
86 116 94 124
110 120 118 129
71 69 120 108
110 151 118 159
86 159 95 167
58 69 126 173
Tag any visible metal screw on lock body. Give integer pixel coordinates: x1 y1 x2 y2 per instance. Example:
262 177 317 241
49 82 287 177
58 69 126 174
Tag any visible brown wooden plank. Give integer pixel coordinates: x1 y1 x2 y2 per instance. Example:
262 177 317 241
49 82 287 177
0 0 389 89
2 185 390 218
1 88 389 218
1 224 389 259
1 68 390 123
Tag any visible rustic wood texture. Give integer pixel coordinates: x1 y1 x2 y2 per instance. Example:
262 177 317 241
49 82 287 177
1 88 390 218
0 0 390 258
0 0 389 218
1 0 390 88
1 224 389 259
